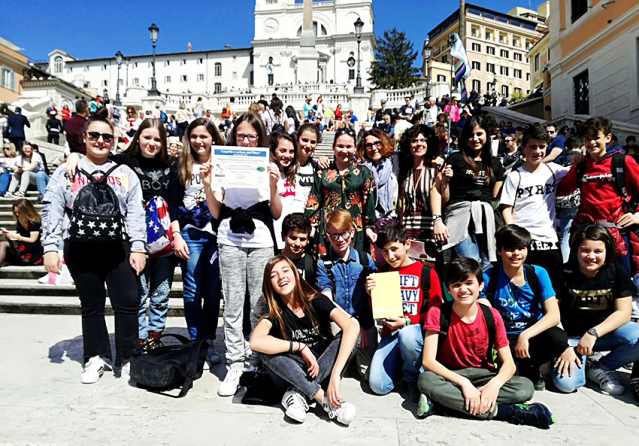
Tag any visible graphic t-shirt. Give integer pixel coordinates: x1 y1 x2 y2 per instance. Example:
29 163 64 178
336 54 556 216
447 152 505 204
267 293 336 359
182 163 214 233
561 263 635 336
482 264 555 335
424 303 509 370
291 254 317 290
274 172 306 249
297 160 315 204
500 163 569 243
381 262 442 336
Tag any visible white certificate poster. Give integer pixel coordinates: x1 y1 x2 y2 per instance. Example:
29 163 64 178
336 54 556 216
211 146 269 189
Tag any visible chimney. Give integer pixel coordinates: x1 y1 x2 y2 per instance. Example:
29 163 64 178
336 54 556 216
188 42 192 52
224 45 231 50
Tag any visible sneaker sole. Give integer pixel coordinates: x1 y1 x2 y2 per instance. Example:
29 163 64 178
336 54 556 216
284 409 306 423
80 371 104 384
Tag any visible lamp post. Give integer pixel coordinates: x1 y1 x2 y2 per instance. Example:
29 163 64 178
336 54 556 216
493 76 498 96
148 23 160 96
353 17 364 94
114 51 123 106
423 42 432 99
125 58 130 96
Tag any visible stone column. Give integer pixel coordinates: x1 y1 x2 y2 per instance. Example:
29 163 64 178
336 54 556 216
298 0 320 83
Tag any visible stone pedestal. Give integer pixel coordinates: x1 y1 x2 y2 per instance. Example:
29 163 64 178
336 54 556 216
350 93 370 124
141 95 167 113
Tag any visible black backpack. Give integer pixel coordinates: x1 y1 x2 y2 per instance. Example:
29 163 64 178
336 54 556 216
68 165 125 242
269 110 286 134
438 301 498 369
484 263 542 307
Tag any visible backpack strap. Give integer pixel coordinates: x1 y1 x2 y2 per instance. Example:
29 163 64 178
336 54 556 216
437 301 454 350
611 153 630 202
478 303 498 368
575 159 586 187
356 250 369 269
303 254 315 282
545 163 556 188
77 164 120 184
178 339 207 398
523 264 542 305
484 266 500 303
419 264 431 313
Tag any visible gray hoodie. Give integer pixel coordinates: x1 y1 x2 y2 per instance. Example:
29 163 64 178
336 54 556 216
41 158 146 253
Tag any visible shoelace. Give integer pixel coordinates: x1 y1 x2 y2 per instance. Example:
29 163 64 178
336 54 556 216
595 369 620 388
285 394 308 411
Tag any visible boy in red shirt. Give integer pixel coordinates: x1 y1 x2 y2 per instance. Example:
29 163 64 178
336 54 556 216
365 222 442 401
417 257 555 428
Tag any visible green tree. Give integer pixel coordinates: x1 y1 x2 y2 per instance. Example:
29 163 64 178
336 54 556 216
368 28 418 89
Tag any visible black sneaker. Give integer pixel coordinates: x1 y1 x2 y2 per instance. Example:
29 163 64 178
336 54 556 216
630 378 639 403
534 378 546 391
500 403 555 428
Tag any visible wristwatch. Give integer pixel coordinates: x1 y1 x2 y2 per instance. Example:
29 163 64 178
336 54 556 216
432 214 442 221
587 328 599 339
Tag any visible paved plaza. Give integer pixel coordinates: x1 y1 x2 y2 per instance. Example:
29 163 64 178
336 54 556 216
0 314 637 446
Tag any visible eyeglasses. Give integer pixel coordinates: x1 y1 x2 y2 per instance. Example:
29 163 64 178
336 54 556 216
327 231 352 241
86 132 114 143
505 138 513 142
335 128 356 138
236 133 259 142
365 141 382 150
547 130 556 134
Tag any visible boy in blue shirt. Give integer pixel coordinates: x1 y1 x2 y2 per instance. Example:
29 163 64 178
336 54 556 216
317 209 377 380
481 224 568 390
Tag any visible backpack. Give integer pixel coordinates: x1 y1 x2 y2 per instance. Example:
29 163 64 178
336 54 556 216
438 301 499 369
269 110 285 134
160 110 167 123
221 105 231 119
484 263 542 307
575 152 639 214
380 263 432 314
323 249 369 293
145 196 174 257
68 165 125 242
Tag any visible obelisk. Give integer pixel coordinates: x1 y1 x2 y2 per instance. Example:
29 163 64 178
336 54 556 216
297 0 320 83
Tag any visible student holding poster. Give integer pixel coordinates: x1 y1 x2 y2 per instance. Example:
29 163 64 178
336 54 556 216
366 222 442 401
202 113 281 397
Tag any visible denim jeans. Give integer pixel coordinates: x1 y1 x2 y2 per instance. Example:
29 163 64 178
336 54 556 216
259 333 356 400
369 324 424 395
0 172 11 194
178 228 221 341
137 255 174 339
453 232 491 271
552 322 639 393
556 207 577 264
35 171 49 200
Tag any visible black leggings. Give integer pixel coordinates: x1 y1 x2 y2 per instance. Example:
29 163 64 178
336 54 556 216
508 326 568 380
65 241 138 365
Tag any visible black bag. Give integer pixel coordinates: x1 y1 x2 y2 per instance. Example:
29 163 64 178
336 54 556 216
68 165 125 242
130 334 207 397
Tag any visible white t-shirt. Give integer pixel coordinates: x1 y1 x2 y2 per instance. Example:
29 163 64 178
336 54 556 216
500 162 569 243
182 163 213 233
213 171 274 249
17 153 43 173
273 171 306 249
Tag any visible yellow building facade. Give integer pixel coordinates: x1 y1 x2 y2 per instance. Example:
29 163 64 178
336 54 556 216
0 37 28 104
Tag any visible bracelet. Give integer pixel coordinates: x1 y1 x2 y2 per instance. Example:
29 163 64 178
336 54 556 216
288 340 293 353
300 344 307 352
404 316 412 326
432 215 442 221
172 231 182 238
131 248 147 254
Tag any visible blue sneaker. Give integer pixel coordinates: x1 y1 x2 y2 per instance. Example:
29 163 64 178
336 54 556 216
416 394 435 419
500 403 555 428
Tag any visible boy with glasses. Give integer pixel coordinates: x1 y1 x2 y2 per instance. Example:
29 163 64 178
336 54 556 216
317 209 377 380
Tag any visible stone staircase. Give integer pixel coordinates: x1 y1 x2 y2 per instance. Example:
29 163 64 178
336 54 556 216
315 130 334 159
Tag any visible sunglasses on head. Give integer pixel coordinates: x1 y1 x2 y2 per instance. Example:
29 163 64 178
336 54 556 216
335 128 356 138
86 131 114 143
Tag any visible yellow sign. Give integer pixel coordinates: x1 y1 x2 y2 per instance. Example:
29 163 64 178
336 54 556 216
370 272 403 320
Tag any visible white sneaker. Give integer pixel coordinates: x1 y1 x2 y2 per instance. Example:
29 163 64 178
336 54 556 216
81 356 105 384
586 360 625 395
322 396 356 426
282 387 309 423
120 361 130 379
217 367 243 396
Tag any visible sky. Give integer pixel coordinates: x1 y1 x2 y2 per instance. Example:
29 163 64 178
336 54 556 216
1 0 537 64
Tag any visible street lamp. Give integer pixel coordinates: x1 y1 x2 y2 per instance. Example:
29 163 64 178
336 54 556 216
114 51 123 106
423 42 432 98
493 76 498 95
148 23 160 96
353 17 364 94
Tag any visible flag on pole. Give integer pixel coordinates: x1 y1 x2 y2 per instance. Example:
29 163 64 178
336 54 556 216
450 33 472 84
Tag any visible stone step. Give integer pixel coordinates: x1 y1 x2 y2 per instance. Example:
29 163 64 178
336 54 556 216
0 265 183 281
0 279 184 297
0 295 188 316
0 203 42 211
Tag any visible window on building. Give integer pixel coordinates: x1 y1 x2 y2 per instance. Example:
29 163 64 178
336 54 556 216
472 61 481 70
233 56 237 61
472 79 481 93
534 54 540 72
441 55 448 64
232 71 237 80
164 60 170 67
54 56 63 73
514 53 523 61
502 85 509 96
487 46 495 55
268 73 274 86
487 63 495 74
487 81 494 93
513 38 520 47
514 69 522 79
501 66 509 76
249 70 254 86
67 67 73 73
514 87 522 94
500 49 509 58
102 80 108 87
198 58 203 64
499 34 507 44
471 27 479 37
472 43 481 52
526 40 532 50
485 31 492 40
133 78 139 86
197 74 204 81
1 67 15 90
134 62 138 68
527 72 531 81
214 83 222 93
574 69 589 114
83 81 91 88
148 62 153 68
181 75 188 82
215 62 222 76
348 69 355 80
296 22 328 37
164 76 171 83
102 64 107 71
571 0 589 23
84 65 89 72
437 74 446 82
181 59 187 65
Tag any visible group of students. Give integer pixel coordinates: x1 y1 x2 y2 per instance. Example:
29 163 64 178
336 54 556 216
36 106 639 428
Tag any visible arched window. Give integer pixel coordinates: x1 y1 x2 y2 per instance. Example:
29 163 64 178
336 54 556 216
214 83 222 93
296 22 328 37
215 63 222 77
54 56 63 73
